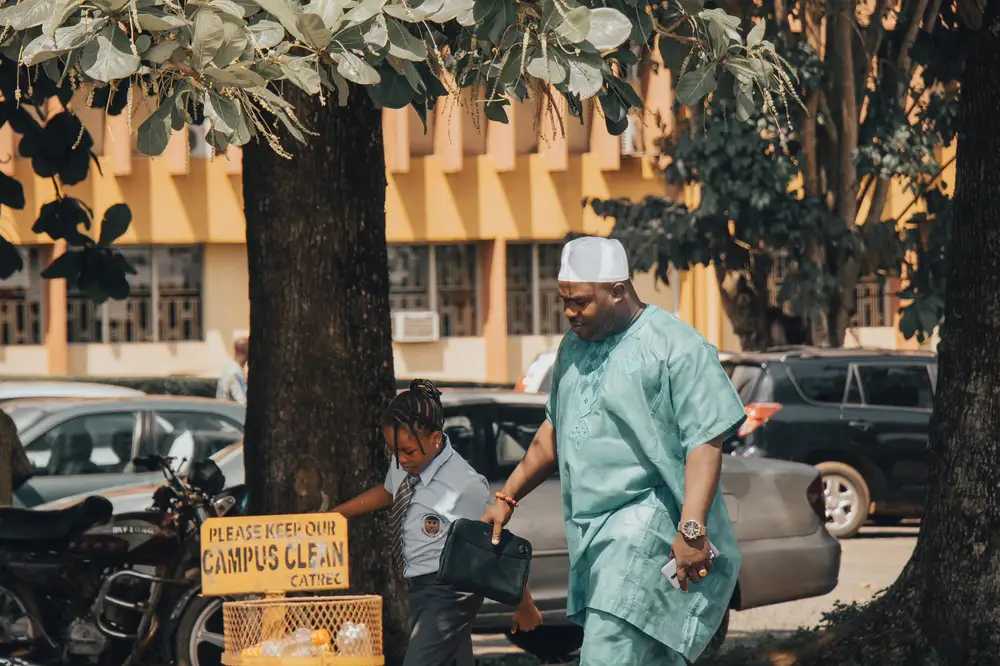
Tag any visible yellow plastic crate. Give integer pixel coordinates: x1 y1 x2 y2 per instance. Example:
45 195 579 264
221 595 383 666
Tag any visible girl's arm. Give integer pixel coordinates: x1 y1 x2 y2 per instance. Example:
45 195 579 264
333 486 393 518
510 587 542 633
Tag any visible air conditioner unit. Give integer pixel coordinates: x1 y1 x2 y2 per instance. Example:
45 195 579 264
392 311 440 343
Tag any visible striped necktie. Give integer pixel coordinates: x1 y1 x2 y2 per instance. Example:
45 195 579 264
390 474 419 571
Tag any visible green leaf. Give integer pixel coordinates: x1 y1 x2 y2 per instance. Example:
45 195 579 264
735 80 754 121
526 51 567 85
564 54 603 99
250 0 307 42
143 40 180 63
329 70 350 106
584 7 631 51
303 0 350 29
0 239 25 281
204 64 268 86
364 14 388 47
91 0 129 11
191 9 225 70
747 18 765 48
676 64 717 105
80 25 141 83
551 5 590 44
137 12 190 30
212 17 249 65
98 203 131 247
386 17 426 60
136 95 175 155
204 91 242 135
0 0 55 30
43 0 79 36
367 64 414 108
248 17 284 48
22 19 104 65
0 172 26 210
280 57 322 93
41 250 83 280
296 12 333 48
210 0 247 18
343 0 386 24
699 7 740 29
484 100 508 122
334 51 381 84
724 58 757 83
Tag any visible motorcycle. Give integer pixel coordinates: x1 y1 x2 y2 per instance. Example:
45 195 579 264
0 454 231 666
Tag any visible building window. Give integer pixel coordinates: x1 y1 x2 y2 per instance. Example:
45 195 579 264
0 247 44 345
67 245 204 343
506 242 568 336
387 244 479 337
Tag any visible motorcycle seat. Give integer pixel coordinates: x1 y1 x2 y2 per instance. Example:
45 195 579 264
0 496 113 543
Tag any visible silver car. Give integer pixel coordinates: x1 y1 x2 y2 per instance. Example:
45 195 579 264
40 390 839 663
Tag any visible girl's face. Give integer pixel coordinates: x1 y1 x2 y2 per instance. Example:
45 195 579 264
383 425 443 475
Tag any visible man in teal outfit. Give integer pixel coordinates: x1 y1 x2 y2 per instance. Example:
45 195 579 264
481 236 747 664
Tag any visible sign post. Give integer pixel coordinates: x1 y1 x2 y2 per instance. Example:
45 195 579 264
200 512 383 665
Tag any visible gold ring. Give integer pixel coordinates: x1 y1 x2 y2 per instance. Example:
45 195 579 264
698 569 708 577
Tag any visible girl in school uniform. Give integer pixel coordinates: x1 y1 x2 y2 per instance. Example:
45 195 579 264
333 379 542 666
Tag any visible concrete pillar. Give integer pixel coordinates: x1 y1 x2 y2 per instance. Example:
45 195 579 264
478 240 508 383
44 243 69 376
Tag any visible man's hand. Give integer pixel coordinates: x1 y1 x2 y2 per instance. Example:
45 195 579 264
670 534 713 593
480 499 514 545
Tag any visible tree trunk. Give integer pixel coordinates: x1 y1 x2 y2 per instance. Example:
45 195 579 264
715 266 811 350
241 89 409 665
712 7 1000 664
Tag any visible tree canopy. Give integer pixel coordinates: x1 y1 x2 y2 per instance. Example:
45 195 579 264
591 0 961 349
0 0 802 299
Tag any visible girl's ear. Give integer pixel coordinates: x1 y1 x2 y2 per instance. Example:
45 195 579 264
429 430 444 449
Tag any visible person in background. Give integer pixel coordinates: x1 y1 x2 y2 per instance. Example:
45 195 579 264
217 336 248 406
333 379 541 666
481 236 746 665
0 409 33 506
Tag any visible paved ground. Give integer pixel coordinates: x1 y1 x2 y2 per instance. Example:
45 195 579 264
472 524 918 664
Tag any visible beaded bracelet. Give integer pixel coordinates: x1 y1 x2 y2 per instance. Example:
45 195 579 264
495 492 519 509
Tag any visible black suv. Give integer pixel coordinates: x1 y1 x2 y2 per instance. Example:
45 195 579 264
725 347 937 538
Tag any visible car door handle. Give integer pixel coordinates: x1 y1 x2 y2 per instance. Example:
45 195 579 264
848 420 874 432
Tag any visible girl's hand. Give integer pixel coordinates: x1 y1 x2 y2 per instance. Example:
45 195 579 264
510 599 543 634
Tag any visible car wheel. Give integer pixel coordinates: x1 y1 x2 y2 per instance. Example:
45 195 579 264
174 596 225 666
816 461 870 539
506 625 583 663
694 609 729 663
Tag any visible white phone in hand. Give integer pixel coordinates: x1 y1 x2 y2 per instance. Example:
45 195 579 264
661 541 720 590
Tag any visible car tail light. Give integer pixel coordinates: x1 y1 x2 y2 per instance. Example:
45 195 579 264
514 376 528 392
738 402 782 437
806 475 828 522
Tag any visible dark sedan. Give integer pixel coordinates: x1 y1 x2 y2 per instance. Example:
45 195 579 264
6 396 245 507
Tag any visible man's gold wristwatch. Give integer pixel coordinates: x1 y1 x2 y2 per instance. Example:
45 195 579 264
679 519 706 541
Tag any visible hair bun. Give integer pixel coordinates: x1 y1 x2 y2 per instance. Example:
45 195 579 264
408 379 442 401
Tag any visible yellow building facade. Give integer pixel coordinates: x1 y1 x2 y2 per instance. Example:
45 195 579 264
0 69 938 384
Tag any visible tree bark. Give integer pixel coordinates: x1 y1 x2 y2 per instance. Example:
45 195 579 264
712 6 1000 664
241 90 409 665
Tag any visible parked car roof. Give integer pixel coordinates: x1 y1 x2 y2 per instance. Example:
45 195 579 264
440 389 549 407
0 381 144 403
727 346 936 364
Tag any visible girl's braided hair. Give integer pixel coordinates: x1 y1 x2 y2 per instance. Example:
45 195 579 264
382 379 444 461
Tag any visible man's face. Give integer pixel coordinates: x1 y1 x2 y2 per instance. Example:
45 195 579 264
558 282 620 341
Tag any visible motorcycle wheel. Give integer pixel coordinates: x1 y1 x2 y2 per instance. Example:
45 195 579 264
174 596 225 666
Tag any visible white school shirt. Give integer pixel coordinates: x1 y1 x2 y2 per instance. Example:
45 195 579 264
384 437 491 578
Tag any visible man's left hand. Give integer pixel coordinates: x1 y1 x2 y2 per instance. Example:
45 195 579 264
671 533 713 593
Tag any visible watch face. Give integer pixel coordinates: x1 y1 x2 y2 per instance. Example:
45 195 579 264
681 520 702 539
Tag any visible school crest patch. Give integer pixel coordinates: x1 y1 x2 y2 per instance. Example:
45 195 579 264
422 514 442 537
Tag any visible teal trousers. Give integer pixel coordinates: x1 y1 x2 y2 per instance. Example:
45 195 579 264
578 609 688 666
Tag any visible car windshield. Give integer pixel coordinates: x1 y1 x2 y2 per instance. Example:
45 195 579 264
4 406 50 432
729 365 763 404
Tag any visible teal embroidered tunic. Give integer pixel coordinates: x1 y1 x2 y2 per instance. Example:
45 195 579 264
546 305 746 661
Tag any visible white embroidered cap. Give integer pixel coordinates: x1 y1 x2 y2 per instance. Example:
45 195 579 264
557 236 630 283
